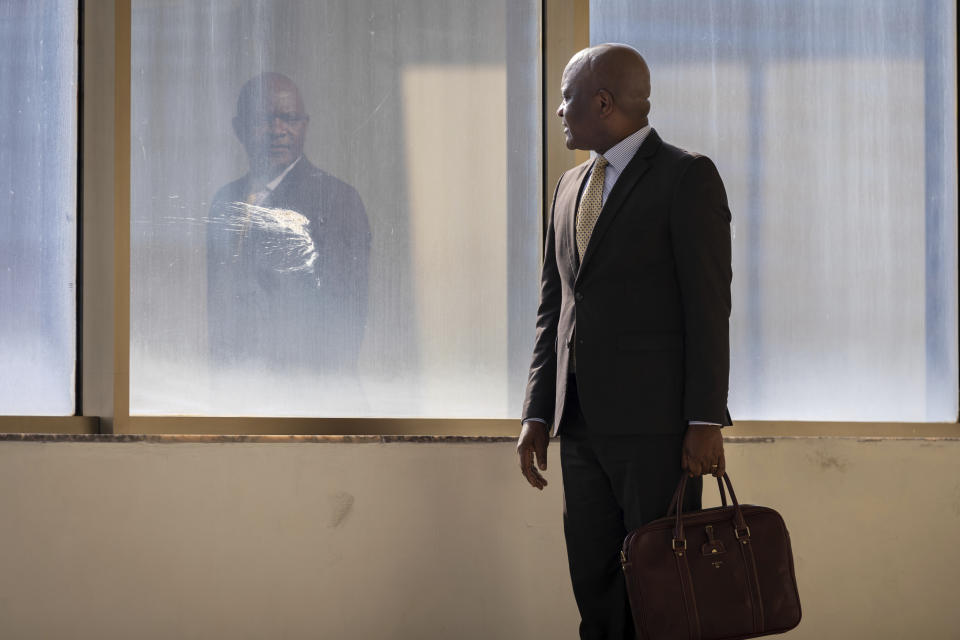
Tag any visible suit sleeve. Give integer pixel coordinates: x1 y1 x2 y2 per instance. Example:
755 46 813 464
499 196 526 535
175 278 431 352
669 156 732 425
521 175 565 427
325 186 371 369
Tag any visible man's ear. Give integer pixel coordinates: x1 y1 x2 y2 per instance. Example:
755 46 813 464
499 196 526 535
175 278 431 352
596 89 614 118
639 98 651 120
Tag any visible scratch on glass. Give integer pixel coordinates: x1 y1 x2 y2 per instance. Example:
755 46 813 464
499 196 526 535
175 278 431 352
222 202 318 274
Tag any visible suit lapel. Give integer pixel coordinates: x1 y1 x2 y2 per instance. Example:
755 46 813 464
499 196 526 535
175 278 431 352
555 162 591 277
267 157 312 209
575 131 662 283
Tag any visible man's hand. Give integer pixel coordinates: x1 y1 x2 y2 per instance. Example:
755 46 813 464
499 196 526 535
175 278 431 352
681 424 725 477
517 421 549 490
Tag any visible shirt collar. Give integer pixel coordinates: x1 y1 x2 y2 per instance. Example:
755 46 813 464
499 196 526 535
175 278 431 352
593 124 652 173
265 155 303 192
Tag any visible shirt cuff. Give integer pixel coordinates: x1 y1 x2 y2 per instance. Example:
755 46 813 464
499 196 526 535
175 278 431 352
523 418 547 425
688 420 721 427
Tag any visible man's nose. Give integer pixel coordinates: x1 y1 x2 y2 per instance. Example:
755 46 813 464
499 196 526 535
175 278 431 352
556 104 564 118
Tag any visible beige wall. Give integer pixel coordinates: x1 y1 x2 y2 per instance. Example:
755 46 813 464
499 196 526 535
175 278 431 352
1 436 958 639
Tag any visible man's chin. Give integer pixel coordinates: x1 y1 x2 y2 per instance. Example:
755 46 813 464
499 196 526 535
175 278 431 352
269 152 295 167
563 132 587 151
252 155 294 176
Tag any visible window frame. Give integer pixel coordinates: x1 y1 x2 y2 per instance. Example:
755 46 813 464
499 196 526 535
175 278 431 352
4 0 957 436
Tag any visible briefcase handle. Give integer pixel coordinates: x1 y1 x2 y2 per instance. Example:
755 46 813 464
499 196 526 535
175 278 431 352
666 475 728 515
668 473 751 550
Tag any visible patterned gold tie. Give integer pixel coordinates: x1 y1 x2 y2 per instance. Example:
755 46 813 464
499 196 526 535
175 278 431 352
576 155 609 261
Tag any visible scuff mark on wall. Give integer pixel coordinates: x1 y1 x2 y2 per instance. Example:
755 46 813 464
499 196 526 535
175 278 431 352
724 437 776 444
810 448 848 472
328 491 355 528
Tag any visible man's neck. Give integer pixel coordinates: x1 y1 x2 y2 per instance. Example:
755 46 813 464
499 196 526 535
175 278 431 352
596 121 650 155
249 156 302 190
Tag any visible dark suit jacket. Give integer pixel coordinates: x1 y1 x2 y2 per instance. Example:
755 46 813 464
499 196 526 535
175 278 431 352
522 130 732 435
207 157 370 372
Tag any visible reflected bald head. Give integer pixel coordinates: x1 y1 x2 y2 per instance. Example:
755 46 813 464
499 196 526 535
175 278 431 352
233 72 310 178
236 72 305 120
558 43 652 153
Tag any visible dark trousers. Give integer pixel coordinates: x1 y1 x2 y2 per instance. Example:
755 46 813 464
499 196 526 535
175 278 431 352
560 376 702 640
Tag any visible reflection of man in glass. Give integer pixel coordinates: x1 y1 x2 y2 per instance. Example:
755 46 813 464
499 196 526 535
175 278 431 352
207 72 370 373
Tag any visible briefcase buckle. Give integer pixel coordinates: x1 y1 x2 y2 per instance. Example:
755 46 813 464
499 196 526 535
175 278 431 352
671 538 687 551
734 526 751 540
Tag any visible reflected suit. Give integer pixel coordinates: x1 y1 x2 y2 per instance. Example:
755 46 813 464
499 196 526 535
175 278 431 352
207 157 370 372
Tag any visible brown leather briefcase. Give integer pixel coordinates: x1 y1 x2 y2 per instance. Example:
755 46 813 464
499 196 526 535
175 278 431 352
621 473 801 639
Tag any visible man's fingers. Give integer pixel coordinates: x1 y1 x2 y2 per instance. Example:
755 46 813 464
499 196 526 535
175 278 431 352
517 422 549 488
518 447 534 481
529 465 547 489
714 451 726 477
683 447 701 476
524 463 547 489
683 425 725 477
518 445 547 489
535 439 548 471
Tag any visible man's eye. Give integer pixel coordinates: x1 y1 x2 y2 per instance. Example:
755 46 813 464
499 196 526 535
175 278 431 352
251 113 304 126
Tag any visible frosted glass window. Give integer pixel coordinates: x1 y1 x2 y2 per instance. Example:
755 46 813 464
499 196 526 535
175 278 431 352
0 1 78 416
130 1 541 417
591 0 958 421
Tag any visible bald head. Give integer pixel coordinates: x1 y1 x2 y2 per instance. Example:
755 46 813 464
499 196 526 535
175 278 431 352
584 44 651 122
233 72 310 178
236 72 305 120
557 43 652 153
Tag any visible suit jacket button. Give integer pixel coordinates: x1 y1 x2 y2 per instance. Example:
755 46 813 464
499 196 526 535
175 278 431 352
574 291 583 302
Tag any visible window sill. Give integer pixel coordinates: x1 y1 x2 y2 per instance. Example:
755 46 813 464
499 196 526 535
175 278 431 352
1 417 956 439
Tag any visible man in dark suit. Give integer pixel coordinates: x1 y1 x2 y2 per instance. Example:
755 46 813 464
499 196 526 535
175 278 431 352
207 73 370 373
517 44 732 638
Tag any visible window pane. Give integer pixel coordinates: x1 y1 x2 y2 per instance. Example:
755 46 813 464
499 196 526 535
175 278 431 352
591 0 958 421
0 1 78 416
130 1 541 417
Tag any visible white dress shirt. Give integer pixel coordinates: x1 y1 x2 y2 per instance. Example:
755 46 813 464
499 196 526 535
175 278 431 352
246 156 303 204
594 124 652 206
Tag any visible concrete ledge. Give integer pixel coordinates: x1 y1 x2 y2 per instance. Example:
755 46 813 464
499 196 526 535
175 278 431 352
1 433 958 444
